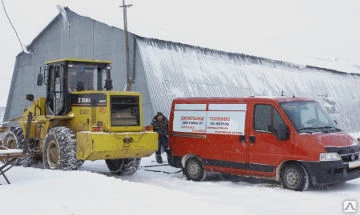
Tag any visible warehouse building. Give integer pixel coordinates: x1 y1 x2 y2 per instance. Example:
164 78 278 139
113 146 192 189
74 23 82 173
4 8 360 132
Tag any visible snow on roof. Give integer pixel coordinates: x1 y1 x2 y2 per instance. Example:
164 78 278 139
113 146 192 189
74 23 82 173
25 7 360 75
137 37 360 132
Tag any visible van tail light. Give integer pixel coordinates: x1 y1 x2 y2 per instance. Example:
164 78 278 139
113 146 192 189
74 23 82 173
145 125 154 131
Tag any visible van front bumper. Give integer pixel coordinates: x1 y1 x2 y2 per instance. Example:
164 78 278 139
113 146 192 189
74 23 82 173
301 160 360 185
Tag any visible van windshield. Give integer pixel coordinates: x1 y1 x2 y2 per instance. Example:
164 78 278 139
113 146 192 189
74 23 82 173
280 101 340 133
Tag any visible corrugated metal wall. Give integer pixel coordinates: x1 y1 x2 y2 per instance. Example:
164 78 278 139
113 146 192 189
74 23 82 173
3 9 155 124
4 8 360 132
137 38 360 132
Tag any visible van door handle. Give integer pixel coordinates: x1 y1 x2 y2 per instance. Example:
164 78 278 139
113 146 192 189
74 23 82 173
240 135 246 143
249 136 256 144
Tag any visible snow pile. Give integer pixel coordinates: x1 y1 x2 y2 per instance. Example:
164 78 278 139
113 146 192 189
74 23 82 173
350 132 360 139
0 162 252 215
0 148 23 155
1 156 360 215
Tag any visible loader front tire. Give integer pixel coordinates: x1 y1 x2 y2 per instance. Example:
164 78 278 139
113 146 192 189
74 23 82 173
43 127 84 170
105 158 140 176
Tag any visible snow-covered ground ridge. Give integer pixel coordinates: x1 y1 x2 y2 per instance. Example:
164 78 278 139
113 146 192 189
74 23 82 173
1 155 360 215
1 108 360 215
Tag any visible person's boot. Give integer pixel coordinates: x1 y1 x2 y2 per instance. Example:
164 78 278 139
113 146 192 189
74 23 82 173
156 154 162 164
165 149 173 165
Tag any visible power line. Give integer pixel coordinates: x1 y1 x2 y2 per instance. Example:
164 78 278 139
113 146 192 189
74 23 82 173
1 0 25 52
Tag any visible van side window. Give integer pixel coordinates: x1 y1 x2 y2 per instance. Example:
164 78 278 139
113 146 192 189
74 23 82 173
254 105 286 134
254 105 272 132
273 108 286 135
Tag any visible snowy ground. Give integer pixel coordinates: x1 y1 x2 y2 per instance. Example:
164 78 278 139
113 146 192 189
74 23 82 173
1 150 360 215
1 106 359 215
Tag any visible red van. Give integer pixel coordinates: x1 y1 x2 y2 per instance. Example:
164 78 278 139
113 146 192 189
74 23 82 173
167 97 360 191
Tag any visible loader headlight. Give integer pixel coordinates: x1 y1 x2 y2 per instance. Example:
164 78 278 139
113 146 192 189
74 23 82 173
319 153 341 161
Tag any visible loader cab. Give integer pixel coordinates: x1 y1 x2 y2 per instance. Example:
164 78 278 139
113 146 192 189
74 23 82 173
37 58 113 116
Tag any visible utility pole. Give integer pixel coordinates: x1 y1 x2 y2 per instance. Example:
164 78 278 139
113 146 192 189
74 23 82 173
120 0 132 91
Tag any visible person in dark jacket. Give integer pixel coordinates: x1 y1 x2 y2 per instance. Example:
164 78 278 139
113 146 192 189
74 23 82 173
151 112 169 163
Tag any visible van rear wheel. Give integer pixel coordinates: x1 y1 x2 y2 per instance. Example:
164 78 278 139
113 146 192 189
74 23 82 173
281 163 309 191
184 157 206 181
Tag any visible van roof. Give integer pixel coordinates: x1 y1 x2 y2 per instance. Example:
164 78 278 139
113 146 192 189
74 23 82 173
172 96 315 103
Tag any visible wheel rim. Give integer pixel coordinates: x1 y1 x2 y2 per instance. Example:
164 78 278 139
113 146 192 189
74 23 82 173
47 140 59 169
5 136 16 149
285 168 300 188
188 159 201 179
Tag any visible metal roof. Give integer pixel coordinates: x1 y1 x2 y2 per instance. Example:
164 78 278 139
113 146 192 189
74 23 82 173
137 37 360 132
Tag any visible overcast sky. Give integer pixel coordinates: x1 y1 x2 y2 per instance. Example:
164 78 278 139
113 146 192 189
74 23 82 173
0 0 359 107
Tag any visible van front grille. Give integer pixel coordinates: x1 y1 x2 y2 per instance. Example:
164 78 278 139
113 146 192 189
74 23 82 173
326 145 360 162
341 153 360 162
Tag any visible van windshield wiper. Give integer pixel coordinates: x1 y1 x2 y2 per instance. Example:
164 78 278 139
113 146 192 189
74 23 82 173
316 126 342 132
298 127 318 133
299 126 341 133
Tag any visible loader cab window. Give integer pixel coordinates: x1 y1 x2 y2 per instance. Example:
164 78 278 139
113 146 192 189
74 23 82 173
254 104 286 135
68 64 108 92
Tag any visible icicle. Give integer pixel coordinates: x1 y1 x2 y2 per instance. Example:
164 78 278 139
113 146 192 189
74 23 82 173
56 5 70 36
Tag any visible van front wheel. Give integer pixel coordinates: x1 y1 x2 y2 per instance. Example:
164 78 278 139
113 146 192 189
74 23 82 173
184 157 206 181
281 163 309 191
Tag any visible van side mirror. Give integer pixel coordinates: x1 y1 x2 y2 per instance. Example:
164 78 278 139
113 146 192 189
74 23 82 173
334 120 338 125
275 124 289 140
37 73 43 86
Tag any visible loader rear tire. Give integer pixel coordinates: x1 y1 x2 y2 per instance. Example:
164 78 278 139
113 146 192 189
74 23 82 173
2 126 24 149
105 158 140 176
2 126 35 166
42 127 84 170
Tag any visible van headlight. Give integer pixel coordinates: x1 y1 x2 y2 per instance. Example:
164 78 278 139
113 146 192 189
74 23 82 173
319 153 341 161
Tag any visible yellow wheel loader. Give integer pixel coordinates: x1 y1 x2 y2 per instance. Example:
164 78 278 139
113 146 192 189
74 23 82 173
1 58 158 175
